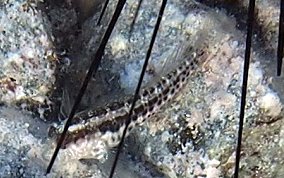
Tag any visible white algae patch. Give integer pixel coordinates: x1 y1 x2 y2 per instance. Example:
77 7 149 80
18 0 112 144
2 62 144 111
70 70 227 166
258 91 282 117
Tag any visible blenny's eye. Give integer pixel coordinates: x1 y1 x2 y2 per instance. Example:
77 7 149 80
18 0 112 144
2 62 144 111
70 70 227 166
48 124 61 138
